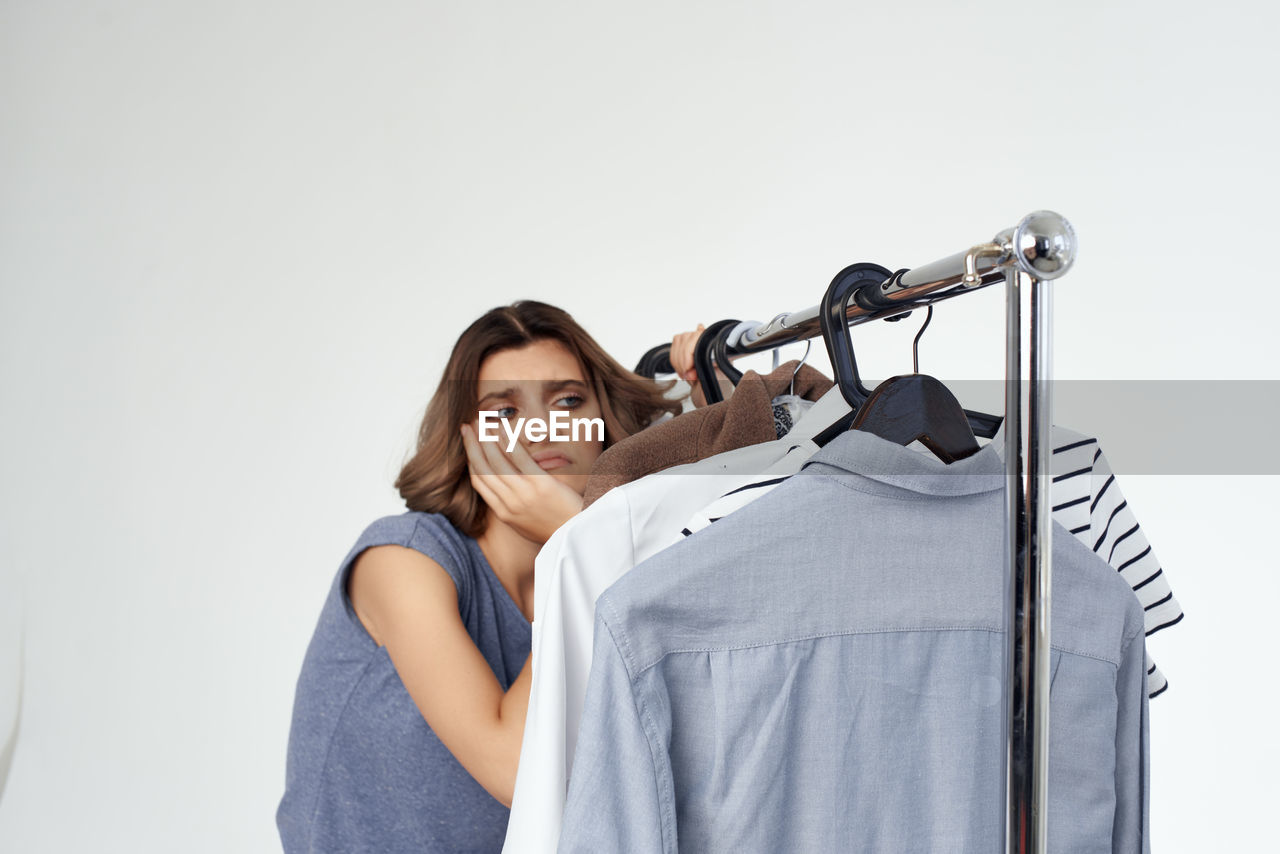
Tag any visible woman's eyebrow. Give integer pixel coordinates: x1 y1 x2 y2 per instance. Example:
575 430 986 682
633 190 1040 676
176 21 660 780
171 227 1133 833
543 379 589 396
477 387 519 407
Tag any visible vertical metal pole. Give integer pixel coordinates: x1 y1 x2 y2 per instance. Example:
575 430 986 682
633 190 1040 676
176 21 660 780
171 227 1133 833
1005 271 1055 854
1004 209 1073 854
1026 277 1054 853
1002 269 1025 854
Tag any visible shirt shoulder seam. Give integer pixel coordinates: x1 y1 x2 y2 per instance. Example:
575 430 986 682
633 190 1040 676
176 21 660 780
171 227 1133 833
630 624 1124 676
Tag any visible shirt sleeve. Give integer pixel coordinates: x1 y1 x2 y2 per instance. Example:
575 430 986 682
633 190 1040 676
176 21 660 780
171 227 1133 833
504 490 639 854
558 609 670 854
1088 444 1184 697
1112 626 1151 853
504 523 573 854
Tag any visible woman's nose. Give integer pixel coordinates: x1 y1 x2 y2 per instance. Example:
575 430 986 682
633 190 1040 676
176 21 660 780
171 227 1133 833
523 406 552 446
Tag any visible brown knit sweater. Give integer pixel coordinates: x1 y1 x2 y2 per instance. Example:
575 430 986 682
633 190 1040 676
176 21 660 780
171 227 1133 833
582 361 833 507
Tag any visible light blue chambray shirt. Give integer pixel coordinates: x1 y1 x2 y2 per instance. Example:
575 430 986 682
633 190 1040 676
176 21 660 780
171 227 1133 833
559 430 1149 854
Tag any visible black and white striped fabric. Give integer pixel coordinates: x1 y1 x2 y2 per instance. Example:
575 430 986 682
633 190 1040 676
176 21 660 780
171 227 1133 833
680 425 1183 698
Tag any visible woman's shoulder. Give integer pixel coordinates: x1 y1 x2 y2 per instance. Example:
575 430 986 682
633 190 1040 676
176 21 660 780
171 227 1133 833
346 512 478 595
354 511 470 551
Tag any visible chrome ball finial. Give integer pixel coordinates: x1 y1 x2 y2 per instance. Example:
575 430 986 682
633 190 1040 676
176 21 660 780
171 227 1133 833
1011 210 1076 280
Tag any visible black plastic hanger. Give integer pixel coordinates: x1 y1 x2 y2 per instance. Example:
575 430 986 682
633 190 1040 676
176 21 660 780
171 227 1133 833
814 262 1002 446
633 344 673 378
812 263 894 445
631 324 743 397
712 323 745 387
693 319 741 404
819 262 893 411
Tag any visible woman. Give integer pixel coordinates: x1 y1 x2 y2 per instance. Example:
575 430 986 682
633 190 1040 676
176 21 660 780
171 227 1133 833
277 301 685 854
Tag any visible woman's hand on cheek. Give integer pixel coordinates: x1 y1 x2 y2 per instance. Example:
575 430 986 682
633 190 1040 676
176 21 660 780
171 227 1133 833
460 424 585 545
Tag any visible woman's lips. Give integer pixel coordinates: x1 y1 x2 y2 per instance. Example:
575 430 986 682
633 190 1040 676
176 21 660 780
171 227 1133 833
532 451 572 471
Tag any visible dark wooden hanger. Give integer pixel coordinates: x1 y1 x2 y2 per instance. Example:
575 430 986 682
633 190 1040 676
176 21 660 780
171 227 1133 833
851 373 981 463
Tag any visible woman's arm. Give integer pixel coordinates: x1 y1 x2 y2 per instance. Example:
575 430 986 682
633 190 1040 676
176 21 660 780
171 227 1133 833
347 546 530 807
346 424 581 805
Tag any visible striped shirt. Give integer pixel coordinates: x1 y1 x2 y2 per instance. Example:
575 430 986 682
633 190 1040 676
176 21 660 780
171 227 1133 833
680 425 1183 698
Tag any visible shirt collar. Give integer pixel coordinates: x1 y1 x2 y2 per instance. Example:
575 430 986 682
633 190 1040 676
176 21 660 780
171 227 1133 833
801 429 1007 497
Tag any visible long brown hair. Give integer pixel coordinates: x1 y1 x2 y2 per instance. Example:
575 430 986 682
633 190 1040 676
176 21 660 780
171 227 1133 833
395 301 681 536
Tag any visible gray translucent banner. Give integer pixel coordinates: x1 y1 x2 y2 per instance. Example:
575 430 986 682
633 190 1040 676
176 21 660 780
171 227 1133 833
456 379 1280 475
944 380 1279 475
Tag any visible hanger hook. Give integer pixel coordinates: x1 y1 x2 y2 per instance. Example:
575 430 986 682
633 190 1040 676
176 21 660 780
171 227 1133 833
790 339 811 398
912 305 933 374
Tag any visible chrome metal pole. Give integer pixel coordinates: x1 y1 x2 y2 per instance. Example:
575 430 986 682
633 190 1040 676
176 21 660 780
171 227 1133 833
735 269 1006 354
1003 211 1073 854
1025 276 1054 854
1002 269 1023 854
734 211 1075 357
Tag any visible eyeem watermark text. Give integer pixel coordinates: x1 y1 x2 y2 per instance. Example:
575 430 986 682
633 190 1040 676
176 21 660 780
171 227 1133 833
476 411 605 452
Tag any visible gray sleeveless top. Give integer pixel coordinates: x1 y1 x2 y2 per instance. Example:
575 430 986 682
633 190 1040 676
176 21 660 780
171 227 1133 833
277 513 531 853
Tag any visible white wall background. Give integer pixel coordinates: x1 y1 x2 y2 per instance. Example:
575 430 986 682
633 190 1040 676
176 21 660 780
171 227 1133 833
1 1 1275 850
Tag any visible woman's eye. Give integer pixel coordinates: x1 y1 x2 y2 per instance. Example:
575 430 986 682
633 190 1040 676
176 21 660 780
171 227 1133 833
554 395 584 409
495 406 517 419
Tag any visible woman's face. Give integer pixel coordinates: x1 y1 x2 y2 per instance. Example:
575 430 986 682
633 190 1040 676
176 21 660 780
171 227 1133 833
473 339 605 495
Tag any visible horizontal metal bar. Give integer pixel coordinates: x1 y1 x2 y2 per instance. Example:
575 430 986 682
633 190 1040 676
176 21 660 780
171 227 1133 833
732 210 1076 357
734 270 1005 354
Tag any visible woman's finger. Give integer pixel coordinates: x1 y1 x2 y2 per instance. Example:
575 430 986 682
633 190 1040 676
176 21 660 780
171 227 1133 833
502 436 549 477
470 423 523 478
468 468 507 514
461 424 500 477
671 324 704 384
461 425 518 508
460 425 490 474
671 330 692 375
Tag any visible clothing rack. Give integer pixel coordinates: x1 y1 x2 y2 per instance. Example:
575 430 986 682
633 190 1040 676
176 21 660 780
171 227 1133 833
653 211 1077 854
